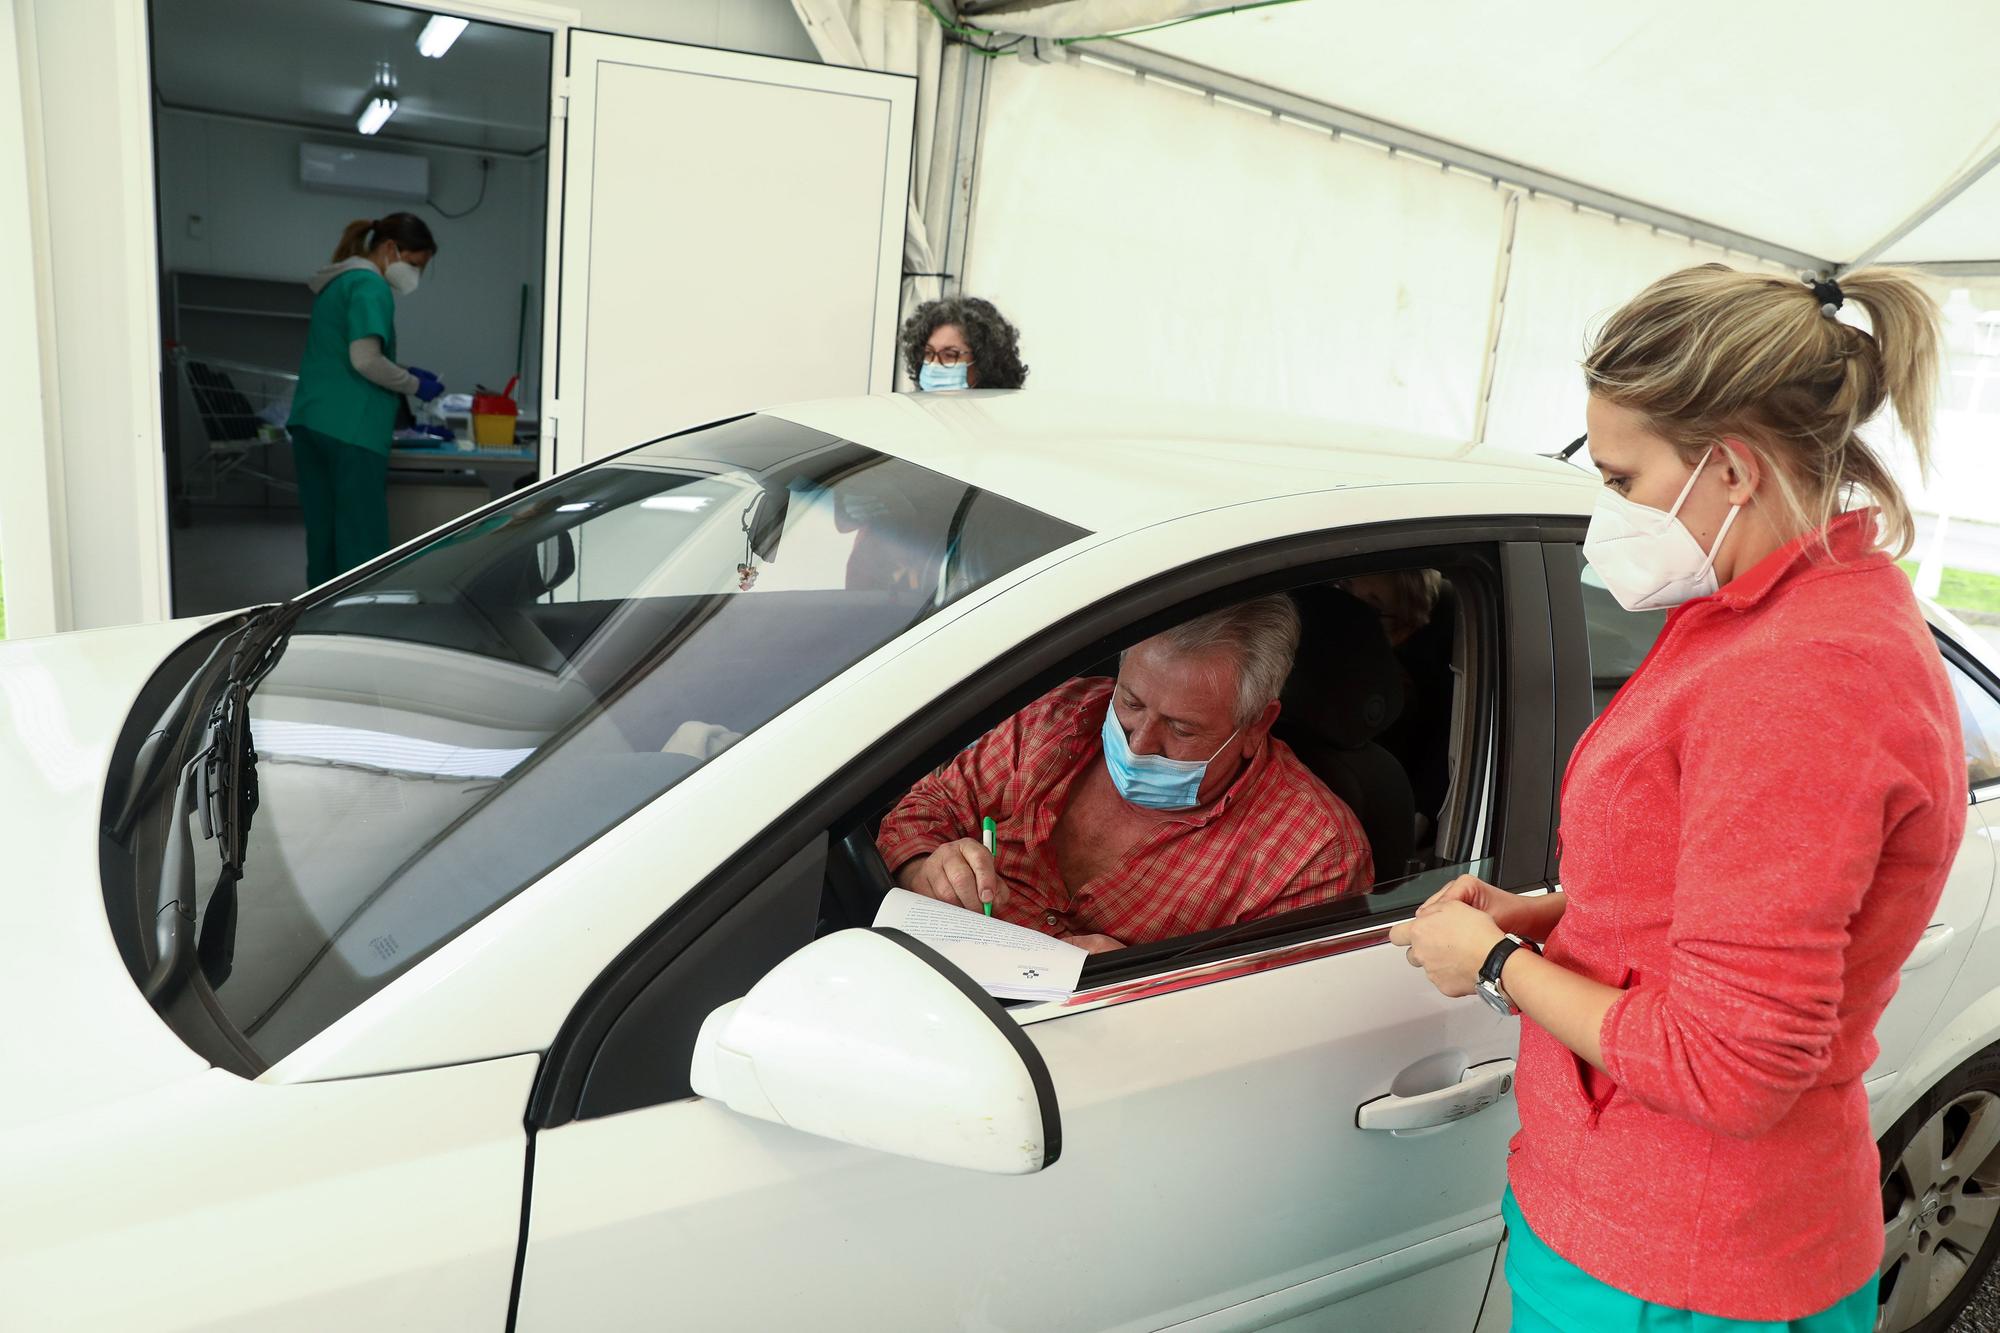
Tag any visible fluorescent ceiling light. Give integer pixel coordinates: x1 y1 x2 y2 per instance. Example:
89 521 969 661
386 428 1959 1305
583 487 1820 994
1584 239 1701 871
356 95 398 136
417 15 469 58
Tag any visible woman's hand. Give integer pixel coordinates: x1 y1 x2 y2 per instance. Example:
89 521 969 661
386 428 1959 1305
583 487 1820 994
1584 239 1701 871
1387 900 1505 998
1419 874 1559 941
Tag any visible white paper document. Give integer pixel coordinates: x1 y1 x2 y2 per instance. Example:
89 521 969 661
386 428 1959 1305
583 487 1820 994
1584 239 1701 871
871 888 1088 1003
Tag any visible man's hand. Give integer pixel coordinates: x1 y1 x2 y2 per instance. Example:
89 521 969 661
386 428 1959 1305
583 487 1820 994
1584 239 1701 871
1387 900 1504 998
1417 874 1559 942
1059 932 1124 955
898 838 1009 914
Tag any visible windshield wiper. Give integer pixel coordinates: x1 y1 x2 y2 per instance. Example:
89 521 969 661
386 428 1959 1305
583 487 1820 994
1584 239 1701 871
143 747 211 1002
141 600 303 1001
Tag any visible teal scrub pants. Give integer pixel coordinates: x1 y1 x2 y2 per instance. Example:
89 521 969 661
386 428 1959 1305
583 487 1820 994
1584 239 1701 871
291 425 390 587
1502 1191 1876 1333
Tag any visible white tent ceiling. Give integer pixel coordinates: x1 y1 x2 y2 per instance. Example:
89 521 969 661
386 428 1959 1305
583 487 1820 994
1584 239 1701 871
1111 0 2000 271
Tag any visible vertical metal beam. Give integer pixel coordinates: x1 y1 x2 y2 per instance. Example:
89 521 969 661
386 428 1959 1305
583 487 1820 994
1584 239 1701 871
938 42 989 302
1473 188 1522 449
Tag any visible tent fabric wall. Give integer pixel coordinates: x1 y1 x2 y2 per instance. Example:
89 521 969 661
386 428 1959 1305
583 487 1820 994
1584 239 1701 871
1482 195 1794 454
963 54 1504 441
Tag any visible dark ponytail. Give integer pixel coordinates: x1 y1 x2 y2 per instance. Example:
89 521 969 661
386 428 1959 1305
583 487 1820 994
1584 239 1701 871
329 212 439 263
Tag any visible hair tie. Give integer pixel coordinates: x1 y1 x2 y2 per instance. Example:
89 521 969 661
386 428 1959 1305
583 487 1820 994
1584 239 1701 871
1808 276 1844 318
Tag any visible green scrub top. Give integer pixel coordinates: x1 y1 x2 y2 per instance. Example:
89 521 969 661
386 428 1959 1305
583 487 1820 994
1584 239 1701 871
289 266 401 455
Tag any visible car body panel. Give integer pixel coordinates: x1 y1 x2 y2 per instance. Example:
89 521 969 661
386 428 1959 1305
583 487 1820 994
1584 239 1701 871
516 943 1516 1332
0 1054 534 1331
0 617 218 1134
1871 797 2000 1135
762 391 1582 534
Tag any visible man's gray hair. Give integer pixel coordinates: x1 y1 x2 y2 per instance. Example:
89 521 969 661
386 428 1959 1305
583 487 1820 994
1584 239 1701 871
1144 594 1300 724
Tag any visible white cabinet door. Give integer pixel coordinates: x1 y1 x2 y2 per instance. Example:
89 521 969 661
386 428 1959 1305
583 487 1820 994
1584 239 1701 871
551 34 913 470
514 938 1515 1333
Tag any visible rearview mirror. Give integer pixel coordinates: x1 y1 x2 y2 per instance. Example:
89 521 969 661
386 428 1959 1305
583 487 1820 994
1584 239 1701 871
689 928 1061 1175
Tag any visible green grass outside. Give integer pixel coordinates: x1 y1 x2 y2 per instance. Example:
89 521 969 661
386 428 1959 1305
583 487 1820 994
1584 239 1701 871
1898 561 2000 617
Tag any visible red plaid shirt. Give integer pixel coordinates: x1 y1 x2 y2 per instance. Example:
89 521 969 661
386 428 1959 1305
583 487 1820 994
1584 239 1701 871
877 678 1372 944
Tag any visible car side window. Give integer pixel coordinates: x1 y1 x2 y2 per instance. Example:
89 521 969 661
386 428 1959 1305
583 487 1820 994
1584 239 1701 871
1944 655 2000 789
541 549 1521 1126
1581 559 1668 717
839 561 1505 963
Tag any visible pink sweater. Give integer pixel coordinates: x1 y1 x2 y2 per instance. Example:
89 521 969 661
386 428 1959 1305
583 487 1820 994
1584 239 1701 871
1507 511 1967 1319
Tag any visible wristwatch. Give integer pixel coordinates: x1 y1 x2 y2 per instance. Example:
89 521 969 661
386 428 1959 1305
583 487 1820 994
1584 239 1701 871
1476 933 1541 1016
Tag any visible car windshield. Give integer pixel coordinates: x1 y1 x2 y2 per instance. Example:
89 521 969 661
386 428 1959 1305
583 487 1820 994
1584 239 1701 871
186 413 1087 1063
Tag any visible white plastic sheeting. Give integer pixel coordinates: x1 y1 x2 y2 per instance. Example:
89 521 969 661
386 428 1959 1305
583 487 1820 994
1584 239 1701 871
1482 196 1791 454
959 33 2000 490
790 0 953 361
965 54 1504 440
1129 0 2000 268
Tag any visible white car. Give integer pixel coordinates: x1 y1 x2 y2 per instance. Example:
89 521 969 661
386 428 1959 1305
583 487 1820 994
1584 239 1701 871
4 392 1998 1333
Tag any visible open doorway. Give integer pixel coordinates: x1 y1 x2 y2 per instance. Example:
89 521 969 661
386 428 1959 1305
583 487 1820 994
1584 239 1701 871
149 0 552 616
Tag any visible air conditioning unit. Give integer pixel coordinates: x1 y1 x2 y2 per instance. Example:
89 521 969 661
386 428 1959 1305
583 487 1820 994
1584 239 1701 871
299 143 429 201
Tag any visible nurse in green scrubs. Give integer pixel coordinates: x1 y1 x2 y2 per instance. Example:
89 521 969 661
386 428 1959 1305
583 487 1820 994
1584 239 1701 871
287 212 444 585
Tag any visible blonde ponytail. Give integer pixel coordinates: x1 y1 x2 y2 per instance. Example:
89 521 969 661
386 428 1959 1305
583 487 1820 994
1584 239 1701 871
331 218 377 262
1583 263 1944 557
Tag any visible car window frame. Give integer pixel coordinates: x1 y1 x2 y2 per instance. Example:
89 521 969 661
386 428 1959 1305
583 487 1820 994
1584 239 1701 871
1939 634 2000 805
528 516 1573 1129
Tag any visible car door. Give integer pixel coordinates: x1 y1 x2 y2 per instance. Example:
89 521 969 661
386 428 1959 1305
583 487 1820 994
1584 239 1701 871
510 534 1559 1333
1546 541 1998 1091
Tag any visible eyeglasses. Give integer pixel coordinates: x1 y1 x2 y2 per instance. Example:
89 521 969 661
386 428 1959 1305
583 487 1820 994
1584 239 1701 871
922 346 972 366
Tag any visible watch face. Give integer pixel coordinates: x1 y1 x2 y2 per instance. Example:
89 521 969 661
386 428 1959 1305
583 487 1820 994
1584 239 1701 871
1477 980 1514 1016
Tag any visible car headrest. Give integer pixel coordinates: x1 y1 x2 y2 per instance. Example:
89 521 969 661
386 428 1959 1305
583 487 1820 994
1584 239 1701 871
1279 585 1405 750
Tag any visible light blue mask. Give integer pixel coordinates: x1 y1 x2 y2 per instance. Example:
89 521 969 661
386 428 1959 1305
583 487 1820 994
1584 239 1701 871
919 362 969 392
1099 706 1238 811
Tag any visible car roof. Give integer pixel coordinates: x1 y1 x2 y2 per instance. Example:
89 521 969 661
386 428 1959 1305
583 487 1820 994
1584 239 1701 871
762 390 1597 531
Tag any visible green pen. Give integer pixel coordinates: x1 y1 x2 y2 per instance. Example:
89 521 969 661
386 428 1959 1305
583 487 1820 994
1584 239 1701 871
981 816 998 915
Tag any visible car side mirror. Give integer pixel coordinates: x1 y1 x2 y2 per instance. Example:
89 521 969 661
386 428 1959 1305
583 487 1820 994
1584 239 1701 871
689 928 1061 1175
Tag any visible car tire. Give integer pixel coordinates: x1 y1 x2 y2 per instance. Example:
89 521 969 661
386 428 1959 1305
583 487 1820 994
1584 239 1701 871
1877 1043 2000 1333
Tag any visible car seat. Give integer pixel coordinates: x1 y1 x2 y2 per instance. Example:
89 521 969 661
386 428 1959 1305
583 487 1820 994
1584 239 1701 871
1274 585 1417 884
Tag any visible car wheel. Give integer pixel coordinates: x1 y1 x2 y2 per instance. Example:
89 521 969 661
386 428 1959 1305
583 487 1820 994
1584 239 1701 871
1878 1045 2000 1333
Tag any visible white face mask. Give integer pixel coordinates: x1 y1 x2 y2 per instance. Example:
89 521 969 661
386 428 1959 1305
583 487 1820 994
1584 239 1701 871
384 248 421 296
1582 447 1742 612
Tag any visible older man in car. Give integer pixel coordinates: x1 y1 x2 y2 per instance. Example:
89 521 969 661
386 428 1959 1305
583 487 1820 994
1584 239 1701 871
877 594 1373 953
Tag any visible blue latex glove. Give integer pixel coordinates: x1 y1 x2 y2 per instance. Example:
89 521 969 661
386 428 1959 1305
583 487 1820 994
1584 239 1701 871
409 367 445 403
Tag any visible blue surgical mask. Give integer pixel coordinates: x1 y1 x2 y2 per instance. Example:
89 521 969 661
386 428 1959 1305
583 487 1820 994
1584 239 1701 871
919 362 969 392
1099 705 1238 811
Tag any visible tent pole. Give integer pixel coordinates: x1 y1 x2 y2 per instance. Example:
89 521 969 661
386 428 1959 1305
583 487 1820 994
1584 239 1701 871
939 40 990 300
1841 140 2000 274
1080 39 1831 275
1472 189 1521 450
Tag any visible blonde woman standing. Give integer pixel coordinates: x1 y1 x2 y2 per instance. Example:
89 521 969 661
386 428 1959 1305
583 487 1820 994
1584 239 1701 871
1390 265 1965 1331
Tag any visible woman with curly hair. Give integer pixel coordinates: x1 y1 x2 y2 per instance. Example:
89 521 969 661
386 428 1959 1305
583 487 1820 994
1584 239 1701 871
900 296 1027 391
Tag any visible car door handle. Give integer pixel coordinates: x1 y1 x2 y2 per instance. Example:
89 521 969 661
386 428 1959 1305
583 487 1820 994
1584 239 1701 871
1356 1059 1516 1133
1903 924 1955 973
